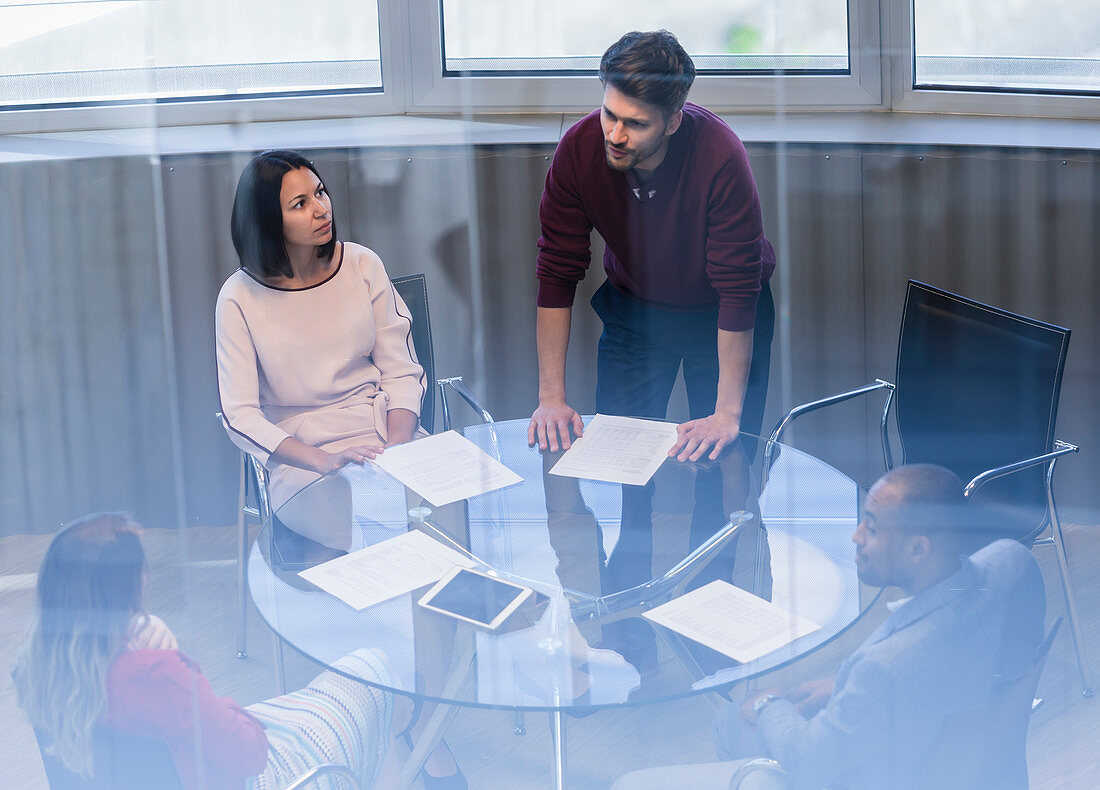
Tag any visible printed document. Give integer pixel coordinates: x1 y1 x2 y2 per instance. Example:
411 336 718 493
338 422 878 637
372 430 523 507
549 414 678 485
643 580 821 663
299 530 476 610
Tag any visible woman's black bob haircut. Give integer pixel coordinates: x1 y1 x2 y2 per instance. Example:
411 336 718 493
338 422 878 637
230 149 337 280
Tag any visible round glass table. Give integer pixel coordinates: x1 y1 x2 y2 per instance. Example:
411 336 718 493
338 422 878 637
248 418 868 788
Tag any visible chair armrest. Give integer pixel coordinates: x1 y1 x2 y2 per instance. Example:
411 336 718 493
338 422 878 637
764 380 895 483
964 440 1078 499
437 376 495 431
728 758 787 790
282 763 361 790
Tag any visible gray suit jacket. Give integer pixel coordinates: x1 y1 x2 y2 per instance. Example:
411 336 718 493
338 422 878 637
732 539 1044 790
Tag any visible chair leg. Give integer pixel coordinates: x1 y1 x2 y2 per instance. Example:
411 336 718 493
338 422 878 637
1048 511 1093 696
273 632 287 695
1045 463 1093 696
236 454 249 660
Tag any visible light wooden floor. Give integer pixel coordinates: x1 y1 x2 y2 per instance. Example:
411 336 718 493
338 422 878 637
2 518 1098 789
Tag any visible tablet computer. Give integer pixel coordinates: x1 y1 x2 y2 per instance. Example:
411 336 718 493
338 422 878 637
417 567 533 631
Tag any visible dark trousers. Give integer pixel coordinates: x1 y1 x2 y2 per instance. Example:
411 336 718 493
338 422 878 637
592 280 775 601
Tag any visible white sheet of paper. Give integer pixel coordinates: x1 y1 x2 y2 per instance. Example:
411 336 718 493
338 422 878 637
549 414 678 485
643 580 821 663
298 530 476 611
371 430 523 507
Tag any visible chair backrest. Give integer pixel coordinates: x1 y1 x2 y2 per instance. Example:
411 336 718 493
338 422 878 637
391 273 436 433
919 617 1061 790
33 725 183 790
894 280 1070 542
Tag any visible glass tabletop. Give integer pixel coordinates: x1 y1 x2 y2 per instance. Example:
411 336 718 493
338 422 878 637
249 417 869 712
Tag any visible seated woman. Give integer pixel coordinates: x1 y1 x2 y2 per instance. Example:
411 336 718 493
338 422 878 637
12 512 407 790
216 149 426 552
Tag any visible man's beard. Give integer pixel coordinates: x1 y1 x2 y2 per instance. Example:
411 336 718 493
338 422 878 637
604 136 666 172
604 141 637 171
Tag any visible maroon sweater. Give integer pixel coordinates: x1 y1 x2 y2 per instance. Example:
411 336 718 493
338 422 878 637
103 650 268 790
536 103 775 332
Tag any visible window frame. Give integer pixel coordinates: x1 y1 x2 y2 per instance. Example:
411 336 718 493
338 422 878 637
0 0 405 134
406 0 884 112
887 0 1100 119
1 0 1098 133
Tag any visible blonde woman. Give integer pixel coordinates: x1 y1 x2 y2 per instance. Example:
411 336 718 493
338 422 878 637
13 513 406 789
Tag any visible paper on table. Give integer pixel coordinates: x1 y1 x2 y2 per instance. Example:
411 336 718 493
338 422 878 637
298 530 476 611
549 413 678 485
643 580 821 663
371 430 523 507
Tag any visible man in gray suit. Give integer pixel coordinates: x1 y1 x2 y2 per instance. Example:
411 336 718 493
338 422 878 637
613 464 1046 790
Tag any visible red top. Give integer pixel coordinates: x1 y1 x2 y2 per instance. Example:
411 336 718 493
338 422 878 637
103 649 268 790
536 103 775 332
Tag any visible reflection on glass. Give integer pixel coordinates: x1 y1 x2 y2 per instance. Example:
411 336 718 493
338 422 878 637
0 0 381 107
441 0 848 73
914 0 1100 92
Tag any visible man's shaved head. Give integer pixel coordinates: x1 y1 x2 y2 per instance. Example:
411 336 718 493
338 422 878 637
853 464 966 591
877 464 965 536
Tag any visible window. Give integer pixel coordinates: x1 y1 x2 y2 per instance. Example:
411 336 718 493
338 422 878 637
0 0 382 109
440 0 849 75
912 0 1100 94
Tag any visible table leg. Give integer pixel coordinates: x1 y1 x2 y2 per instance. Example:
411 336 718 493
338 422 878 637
273 633 286 694
399 700 463 790
548 710 567 790
398 635 477 790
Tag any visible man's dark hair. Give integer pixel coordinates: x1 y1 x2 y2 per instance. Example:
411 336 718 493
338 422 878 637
230 149 337 280
598 30 696 117
881 464 966 537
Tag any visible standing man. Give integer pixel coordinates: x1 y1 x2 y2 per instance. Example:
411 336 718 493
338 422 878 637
527 30 776 668
528 29 775 460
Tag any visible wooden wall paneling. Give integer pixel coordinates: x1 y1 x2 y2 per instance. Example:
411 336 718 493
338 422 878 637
350 146 481 422
161 152 246 527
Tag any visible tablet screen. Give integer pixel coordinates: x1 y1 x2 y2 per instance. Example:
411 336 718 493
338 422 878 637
424 569 526 626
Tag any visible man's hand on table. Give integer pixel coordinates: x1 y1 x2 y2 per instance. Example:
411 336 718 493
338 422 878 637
528 400 584 451
741 686 784 726
669 411 740 462
788 677 836 717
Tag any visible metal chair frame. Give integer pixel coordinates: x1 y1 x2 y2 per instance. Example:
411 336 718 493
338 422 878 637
762 282 1091 696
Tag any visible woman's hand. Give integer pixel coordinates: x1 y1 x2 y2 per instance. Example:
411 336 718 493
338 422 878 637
272 436 382 475
319 444 385 473
128 614 179 651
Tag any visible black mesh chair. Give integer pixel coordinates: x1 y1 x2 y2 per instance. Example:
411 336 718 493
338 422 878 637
766 280 1090 695
33 724 361 789
391 273 436 435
